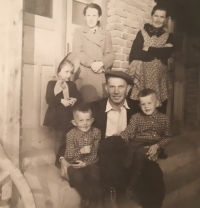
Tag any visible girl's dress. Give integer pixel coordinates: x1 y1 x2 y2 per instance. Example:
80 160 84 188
72 27 115 102
128 23 174 106
43 79 81 134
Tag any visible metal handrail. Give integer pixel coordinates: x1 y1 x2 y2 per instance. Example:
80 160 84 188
0 144 36 208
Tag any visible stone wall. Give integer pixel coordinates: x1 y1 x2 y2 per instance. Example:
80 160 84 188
106 0 155 71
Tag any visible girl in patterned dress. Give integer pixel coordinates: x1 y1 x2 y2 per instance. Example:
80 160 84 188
128 4 174 114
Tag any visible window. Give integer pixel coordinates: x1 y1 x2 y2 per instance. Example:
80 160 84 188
25 0 53 18
72 1 86 26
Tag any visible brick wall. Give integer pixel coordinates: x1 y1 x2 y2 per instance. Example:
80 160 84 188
106 0 155 71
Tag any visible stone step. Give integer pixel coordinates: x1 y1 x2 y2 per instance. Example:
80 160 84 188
21 147 55 171
158 132 200 173
24 161 200 208
22 132 200 208
163 161 200 208
24 164 81 208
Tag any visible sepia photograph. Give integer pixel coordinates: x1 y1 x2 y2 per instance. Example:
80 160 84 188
0 0 200 207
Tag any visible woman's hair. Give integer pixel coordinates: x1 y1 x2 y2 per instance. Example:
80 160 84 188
83 3 102 17
138 88 157 99
151 4 169 18
57 56 74 74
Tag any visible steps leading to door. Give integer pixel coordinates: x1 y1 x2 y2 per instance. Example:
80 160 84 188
22 132 200 208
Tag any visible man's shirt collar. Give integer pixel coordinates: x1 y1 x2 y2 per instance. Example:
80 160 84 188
105 99 130 113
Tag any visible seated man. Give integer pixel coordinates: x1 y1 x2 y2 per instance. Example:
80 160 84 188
57 71 140 207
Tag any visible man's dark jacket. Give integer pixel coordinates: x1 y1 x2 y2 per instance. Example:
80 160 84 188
56 97 140 161
90 97 140 140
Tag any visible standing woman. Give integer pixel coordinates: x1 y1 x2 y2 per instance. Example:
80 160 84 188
129 4 174 114
73 3 115 103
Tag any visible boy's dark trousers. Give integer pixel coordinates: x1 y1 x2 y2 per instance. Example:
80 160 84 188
67 163 101 205
128 141 165 208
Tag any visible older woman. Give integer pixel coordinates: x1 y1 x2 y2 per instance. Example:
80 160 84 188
73 3 115 102
129 4 174 114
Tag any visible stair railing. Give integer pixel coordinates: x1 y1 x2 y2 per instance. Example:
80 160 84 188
0 144 36 208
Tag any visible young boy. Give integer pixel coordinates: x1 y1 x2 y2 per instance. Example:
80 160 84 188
120 88 171 207
64 103 101 208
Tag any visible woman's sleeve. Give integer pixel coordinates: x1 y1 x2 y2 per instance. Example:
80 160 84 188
129 31 154 63
148 33 174 60
73 28 95 67
102 32 115 71
45 81 61 106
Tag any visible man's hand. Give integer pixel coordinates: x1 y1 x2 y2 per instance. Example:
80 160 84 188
71 160 86 169
91 61 104 73
80 145 91 154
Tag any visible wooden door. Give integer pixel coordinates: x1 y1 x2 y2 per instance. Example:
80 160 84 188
21 0 67 163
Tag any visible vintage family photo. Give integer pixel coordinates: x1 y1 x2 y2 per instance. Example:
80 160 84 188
0 0 200 208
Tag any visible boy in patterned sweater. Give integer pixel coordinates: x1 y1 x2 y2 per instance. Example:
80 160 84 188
120 88 171 203
64 103 101 208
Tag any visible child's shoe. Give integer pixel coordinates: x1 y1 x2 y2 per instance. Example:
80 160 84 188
158 148 168 159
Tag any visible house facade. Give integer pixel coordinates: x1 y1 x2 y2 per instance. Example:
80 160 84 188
1 0 200 208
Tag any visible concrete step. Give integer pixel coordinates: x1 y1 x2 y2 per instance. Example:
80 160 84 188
24 164 81 208
163 161 200 208
21 147 55 171
22 132 200 208
21 127 55 170
158 132 200 173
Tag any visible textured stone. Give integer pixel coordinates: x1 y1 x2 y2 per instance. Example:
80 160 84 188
125 40 133 48
138 2 149 12
113 45 122 53
108 0 128 10
121 61 129 69
115 53 126 61
122 18 139 28
107 15 121 23
127 13 143 23
112 38 125 46
106 23 125 31
126 27 139 35
122 33 136 41
110 30 122 38
122 47 131 55
115 8 127 17
113 60 121 68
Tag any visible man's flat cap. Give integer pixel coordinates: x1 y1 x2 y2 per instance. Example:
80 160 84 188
105 70 133 85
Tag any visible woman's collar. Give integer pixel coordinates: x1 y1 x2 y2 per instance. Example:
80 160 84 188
144 23 165 37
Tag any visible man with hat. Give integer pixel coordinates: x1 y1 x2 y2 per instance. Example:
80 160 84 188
57 70 139 206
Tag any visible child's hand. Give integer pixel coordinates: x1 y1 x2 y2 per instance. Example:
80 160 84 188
71 160 86 169
61 99 71 107
164 43 173 47
147 144 159 156
80 145 91 154
148 152 158 161
143 46 149 51
68 98 77 106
